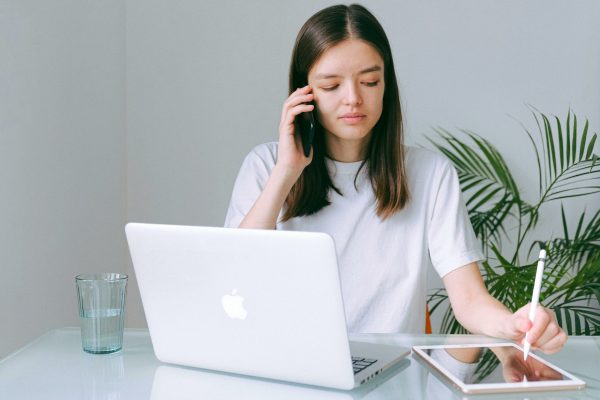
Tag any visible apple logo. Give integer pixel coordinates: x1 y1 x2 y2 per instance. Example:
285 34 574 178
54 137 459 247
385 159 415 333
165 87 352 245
221 289 248 320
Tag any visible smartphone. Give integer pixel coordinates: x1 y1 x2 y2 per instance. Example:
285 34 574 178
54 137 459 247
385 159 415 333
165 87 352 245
294 103 315 157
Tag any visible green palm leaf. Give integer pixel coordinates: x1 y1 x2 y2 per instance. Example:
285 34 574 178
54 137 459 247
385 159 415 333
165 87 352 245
427 108 600 337
427 129 524 249
554 302 600 335
531 109 600 202
543 207 600 272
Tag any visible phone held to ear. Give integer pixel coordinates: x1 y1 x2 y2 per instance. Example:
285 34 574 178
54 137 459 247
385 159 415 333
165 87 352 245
294 103 315 157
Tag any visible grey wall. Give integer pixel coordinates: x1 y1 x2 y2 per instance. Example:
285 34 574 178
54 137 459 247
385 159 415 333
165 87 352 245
126 0 600 328
0 1 126 358
2 0 599 358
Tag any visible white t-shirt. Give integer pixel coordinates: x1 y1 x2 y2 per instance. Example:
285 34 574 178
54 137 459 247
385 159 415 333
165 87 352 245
224 142 483 333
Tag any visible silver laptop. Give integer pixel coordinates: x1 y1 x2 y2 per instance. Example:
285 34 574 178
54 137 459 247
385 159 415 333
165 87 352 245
125 223 410 390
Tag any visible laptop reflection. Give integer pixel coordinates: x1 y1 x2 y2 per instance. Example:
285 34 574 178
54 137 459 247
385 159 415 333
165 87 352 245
151 359 411 400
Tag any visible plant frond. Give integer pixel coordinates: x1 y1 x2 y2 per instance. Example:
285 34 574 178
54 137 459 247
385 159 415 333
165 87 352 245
427 108 600 336
428 130 523 251
553 305 600 335
534 111 600 203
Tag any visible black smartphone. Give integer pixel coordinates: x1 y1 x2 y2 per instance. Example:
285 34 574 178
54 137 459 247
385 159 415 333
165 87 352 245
295 103 316 157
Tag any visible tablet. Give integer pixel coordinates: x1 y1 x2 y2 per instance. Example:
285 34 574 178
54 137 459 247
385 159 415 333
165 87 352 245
412 343 585 394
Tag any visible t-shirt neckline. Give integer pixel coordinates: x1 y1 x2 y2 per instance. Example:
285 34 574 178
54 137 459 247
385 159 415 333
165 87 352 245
326 157 365 175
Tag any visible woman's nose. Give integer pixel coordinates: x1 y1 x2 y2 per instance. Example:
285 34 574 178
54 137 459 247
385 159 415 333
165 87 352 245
343 82 362 106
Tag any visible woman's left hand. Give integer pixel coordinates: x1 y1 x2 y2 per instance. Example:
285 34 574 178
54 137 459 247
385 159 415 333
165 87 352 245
506 303 567 354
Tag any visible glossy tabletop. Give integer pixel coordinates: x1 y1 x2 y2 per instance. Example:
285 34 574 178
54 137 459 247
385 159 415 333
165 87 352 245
1 328 598 399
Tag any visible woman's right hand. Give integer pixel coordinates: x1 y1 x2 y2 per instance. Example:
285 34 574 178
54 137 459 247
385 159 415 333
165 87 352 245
237 86 315 229
276 85 315 178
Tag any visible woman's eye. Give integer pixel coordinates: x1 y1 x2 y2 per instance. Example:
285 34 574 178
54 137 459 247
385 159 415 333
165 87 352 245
321 85 339 91
364 81 379 87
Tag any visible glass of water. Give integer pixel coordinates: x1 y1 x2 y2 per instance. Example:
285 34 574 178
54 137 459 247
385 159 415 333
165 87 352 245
75 273 128 354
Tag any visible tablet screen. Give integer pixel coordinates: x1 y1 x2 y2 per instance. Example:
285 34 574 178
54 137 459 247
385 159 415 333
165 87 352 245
414 343 585 391
421 345 566 384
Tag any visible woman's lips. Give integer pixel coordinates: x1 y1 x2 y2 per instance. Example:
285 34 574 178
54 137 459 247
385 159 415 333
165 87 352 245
340 113 366 124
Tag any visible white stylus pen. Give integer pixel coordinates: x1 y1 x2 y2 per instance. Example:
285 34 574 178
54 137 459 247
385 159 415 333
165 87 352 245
523 249 546 361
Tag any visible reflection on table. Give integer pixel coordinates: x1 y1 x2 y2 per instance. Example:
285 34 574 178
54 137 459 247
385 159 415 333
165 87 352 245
0 328 597 400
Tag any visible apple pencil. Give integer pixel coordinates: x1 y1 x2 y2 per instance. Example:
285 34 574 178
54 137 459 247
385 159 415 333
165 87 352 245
523 249 546 361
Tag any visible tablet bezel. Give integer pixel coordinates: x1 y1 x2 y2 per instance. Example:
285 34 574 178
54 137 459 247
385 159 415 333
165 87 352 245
412 343 586 394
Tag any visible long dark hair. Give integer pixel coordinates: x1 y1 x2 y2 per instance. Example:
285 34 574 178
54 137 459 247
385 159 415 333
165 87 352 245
282 4 409 221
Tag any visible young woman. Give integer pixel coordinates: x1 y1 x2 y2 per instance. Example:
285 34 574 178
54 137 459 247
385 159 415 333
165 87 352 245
225 4 566 353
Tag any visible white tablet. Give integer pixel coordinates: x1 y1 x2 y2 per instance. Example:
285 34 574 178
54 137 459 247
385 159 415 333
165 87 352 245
412 343 586 394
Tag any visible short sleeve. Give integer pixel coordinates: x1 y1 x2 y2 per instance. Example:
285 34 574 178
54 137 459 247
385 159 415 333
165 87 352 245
428 159 483 277
223 144 277 228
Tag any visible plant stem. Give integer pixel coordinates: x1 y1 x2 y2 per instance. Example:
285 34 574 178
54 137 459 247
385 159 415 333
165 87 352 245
511 203 524 265
512 203 540 265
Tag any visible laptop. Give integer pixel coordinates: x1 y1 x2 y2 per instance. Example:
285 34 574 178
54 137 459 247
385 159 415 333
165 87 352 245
125 223 410 390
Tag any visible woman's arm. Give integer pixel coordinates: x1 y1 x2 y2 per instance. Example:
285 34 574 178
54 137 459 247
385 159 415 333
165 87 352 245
238 86 314 229
443 262 567 354
238 166 300 229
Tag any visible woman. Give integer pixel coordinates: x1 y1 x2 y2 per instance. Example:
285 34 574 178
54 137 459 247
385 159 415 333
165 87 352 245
225 4 566 353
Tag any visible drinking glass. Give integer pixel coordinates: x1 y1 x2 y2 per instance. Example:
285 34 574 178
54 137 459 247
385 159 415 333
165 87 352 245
75 273 128 354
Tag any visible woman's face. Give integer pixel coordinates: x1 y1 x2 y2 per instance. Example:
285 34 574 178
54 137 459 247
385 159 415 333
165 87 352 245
307 39 385 157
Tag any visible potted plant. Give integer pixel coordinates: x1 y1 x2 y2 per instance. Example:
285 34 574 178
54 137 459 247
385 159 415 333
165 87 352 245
427 108 600 336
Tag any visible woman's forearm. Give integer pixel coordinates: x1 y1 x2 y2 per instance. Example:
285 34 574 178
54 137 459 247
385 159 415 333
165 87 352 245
453 292 514 338
443 263 514 338
238 165 300 229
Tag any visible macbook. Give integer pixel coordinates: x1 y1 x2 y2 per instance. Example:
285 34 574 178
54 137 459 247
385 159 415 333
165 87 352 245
125 223 410 390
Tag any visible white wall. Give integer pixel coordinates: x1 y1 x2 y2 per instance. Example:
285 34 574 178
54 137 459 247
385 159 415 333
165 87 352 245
0 1 126 358
126 0 600 329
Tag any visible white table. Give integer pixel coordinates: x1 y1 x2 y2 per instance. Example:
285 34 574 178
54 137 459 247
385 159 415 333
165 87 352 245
1 328 598 399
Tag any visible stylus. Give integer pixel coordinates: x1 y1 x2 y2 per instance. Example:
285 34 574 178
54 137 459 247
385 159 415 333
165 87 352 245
523 249 546 361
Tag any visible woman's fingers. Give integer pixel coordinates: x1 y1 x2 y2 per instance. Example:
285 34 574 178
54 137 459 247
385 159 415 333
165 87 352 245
524 306 551 344
534 326 567 354
281 90 314 129
516 305 567 354
284 86 313 108
276 86 315 170
289 103 315 118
